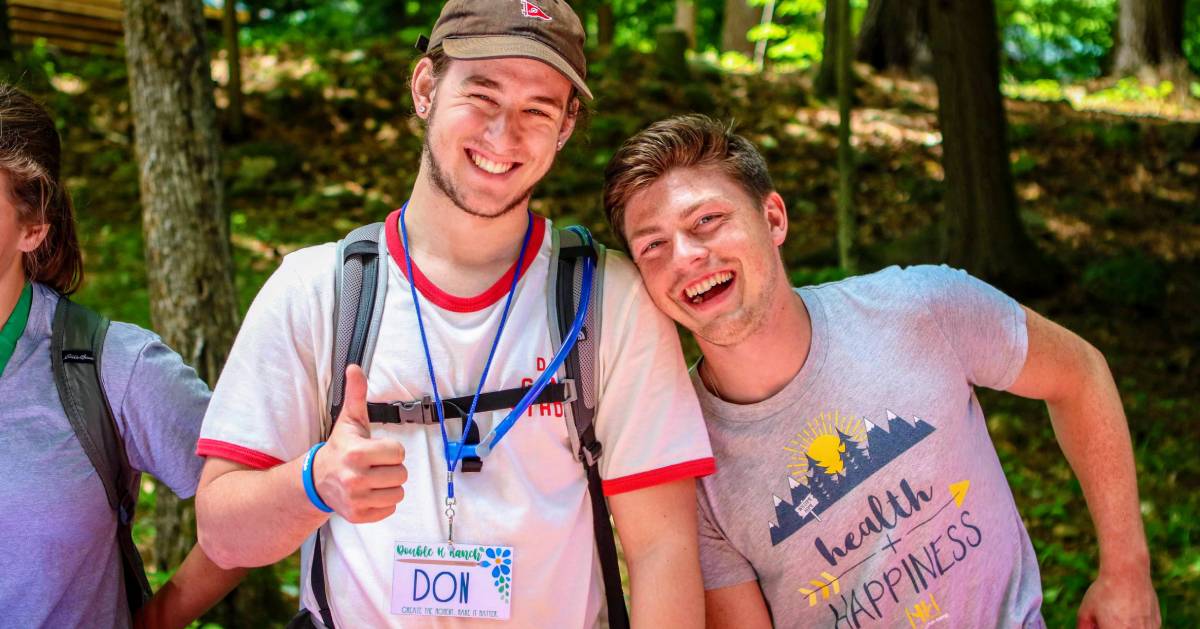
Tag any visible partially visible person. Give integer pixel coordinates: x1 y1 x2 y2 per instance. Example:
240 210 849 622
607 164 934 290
0 84 245 629
602 114 1160 629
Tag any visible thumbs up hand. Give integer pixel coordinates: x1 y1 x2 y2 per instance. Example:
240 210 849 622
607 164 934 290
312 364 408 522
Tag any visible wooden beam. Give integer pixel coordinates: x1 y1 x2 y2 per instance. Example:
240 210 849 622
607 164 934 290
13 33 118 55
10 7 122 33
9 0 122 22
11 19 122 45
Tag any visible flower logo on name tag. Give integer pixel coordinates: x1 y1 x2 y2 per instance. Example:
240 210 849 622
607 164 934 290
479 547 512 602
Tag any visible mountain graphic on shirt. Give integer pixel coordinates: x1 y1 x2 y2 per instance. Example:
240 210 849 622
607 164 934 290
769 410 935 546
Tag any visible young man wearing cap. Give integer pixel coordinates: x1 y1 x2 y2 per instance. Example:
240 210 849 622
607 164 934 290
193 3 714 627
602 115 1160 628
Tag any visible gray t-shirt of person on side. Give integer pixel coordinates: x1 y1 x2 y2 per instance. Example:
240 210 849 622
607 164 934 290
0 283 209 629
694 265 1046 629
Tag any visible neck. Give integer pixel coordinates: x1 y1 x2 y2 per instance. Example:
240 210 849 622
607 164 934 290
698 283 812 405
405 169 531 269
0 261 27 325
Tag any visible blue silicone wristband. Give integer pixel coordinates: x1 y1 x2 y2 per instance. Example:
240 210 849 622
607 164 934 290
303 442 334 514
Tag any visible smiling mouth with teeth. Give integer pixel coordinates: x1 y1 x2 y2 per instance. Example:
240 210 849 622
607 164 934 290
468 149 517 175
683 271 734 304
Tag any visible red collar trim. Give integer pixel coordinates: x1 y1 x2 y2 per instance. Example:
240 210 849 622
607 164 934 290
385 208 546 313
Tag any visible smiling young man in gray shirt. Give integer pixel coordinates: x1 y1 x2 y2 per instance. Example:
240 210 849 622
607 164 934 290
600 115 1160 628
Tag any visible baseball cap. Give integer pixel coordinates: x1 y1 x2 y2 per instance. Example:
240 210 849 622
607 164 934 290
418 0 593 101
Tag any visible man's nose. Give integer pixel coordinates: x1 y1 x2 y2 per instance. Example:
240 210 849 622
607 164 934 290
673 232 709 265
484 109 521 152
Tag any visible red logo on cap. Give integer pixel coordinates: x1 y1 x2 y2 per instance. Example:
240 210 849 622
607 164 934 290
521 0 552 21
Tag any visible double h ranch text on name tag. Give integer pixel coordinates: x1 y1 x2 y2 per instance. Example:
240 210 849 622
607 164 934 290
391 542 514 620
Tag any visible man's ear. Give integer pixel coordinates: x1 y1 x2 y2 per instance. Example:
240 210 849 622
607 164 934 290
762 191 788 247
556 99 579 150
411 57 436 119
18 223 49 254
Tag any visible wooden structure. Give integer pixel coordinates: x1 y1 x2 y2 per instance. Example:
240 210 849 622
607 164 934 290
7 0 243 56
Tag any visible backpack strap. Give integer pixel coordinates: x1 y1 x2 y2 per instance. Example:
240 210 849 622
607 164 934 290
50 297 152 614
313 221 486 628
313 222 392 629
327 222 388 430
547 226 629 628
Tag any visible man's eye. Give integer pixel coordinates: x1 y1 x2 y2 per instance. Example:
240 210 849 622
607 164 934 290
472 94 496 104
698 213 721 225
641 240 664 255
526 108 549 118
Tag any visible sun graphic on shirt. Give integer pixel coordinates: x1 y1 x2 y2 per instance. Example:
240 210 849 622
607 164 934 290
785 410 869 484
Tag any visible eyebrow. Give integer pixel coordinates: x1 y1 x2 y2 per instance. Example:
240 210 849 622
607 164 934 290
461 74 566 111
626 197 719 242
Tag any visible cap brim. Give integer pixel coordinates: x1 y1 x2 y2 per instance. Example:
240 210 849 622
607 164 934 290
443 36 593 101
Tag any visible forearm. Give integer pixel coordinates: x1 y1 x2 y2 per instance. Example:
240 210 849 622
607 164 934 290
135 546 247 629
628 538 705 628
1045 347 1148 573
196 456 329 569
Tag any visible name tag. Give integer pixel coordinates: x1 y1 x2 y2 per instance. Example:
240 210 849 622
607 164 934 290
391 542 513 621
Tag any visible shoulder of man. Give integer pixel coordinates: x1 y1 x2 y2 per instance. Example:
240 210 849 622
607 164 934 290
801 264 973 301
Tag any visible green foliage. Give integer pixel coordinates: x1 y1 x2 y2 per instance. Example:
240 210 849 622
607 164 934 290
746 0 825 69
1187 0 1200 73
1089 77 1177 101
737 0 869 70
789 265 851 286
1081 252 1168 311
605 0 675 51
997 0 1117 81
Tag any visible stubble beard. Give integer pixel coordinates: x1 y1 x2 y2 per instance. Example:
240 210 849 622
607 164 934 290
693 260 780 348
423 107 541 220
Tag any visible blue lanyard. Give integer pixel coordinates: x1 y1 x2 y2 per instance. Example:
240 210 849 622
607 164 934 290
464 225 593 459
400 202 534 497
401 206 594 544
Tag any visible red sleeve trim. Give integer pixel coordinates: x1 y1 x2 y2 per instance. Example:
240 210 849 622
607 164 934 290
195 438 285 470
601 457 717 497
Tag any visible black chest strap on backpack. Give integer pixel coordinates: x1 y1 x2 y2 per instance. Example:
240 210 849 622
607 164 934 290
51 297 152 615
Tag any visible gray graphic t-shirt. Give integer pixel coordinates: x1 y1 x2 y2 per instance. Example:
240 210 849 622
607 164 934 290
695 266 1045 629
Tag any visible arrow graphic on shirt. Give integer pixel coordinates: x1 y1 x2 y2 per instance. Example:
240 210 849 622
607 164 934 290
798 572 841 607
949 480 970 507
906 480 972 538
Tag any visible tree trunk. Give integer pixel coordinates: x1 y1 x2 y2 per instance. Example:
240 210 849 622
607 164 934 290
597 1 614 48
1112 0 1188 82
675 0 696 48
0 0 12 62
753 0 776 70
815 0 839 97
222 0 243 138
721 0 760 56
836 0 856 273
856 0 930 75
123 0 283 623
926 0 1049 294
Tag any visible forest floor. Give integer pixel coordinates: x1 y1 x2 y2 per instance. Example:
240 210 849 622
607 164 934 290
12 41 1198 626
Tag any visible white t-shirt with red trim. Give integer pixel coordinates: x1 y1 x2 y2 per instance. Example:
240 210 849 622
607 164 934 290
198 211 715 627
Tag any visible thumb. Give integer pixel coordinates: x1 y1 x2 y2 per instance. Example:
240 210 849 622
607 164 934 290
335 364 371 438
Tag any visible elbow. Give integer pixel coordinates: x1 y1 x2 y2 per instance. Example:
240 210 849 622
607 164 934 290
196 518 242 571
194 491 246 570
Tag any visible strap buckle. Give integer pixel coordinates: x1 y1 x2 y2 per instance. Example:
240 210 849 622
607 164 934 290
560 379 578 404
581 439 603 467
392 396 436 424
